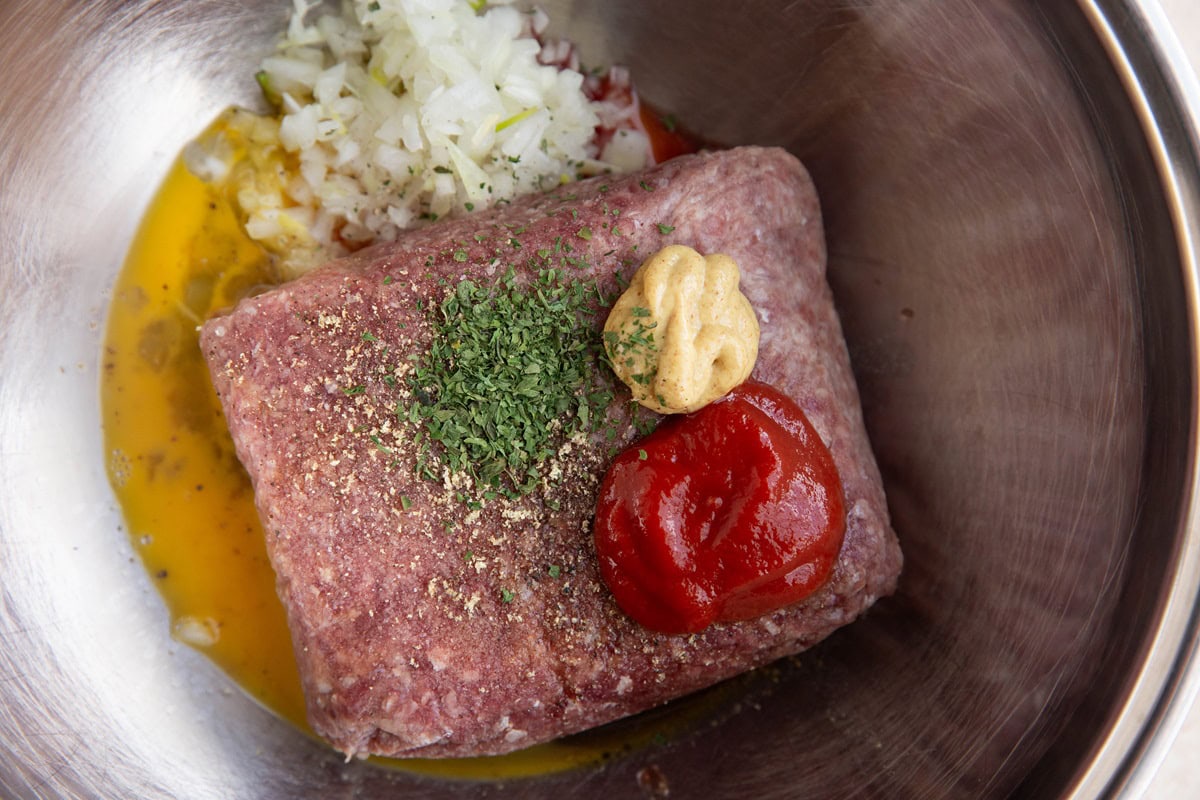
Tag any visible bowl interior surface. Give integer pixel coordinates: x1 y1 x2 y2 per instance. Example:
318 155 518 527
0 1 1193 798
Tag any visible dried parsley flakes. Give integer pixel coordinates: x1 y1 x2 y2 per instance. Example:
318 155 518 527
406 268 615 498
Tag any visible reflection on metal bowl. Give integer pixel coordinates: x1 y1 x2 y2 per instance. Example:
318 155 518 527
1 0 1198 797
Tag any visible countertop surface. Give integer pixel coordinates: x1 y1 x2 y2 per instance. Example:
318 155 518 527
1139 2 1198 798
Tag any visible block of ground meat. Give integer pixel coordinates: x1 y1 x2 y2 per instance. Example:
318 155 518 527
200 146 902 759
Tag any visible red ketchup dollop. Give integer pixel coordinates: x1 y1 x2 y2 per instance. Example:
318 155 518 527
593 381 846 634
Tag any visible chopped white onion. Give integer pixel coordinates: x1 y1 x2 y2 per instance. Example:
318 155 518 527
217 0 649 277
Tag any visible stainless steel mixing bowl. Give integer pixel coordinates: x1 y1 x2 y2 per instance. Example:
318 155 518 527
3 0 1199 797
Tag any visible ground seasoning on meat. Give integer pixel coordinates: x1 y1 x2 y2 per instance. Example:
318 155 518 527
405 266 621 499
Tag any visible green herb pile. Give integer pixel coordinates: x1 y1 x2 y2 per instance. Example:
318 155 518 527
407 268 616 498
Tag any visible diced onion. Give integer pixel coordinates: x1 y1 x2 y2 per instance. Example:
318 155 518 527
212 0 649 277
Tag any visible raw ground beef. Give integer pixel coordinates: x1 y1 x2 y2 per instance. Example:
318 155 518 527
200 146 902 759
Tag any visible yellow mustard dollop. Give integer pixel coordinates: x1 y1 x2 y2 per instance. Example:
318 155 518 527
604 244 759 414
